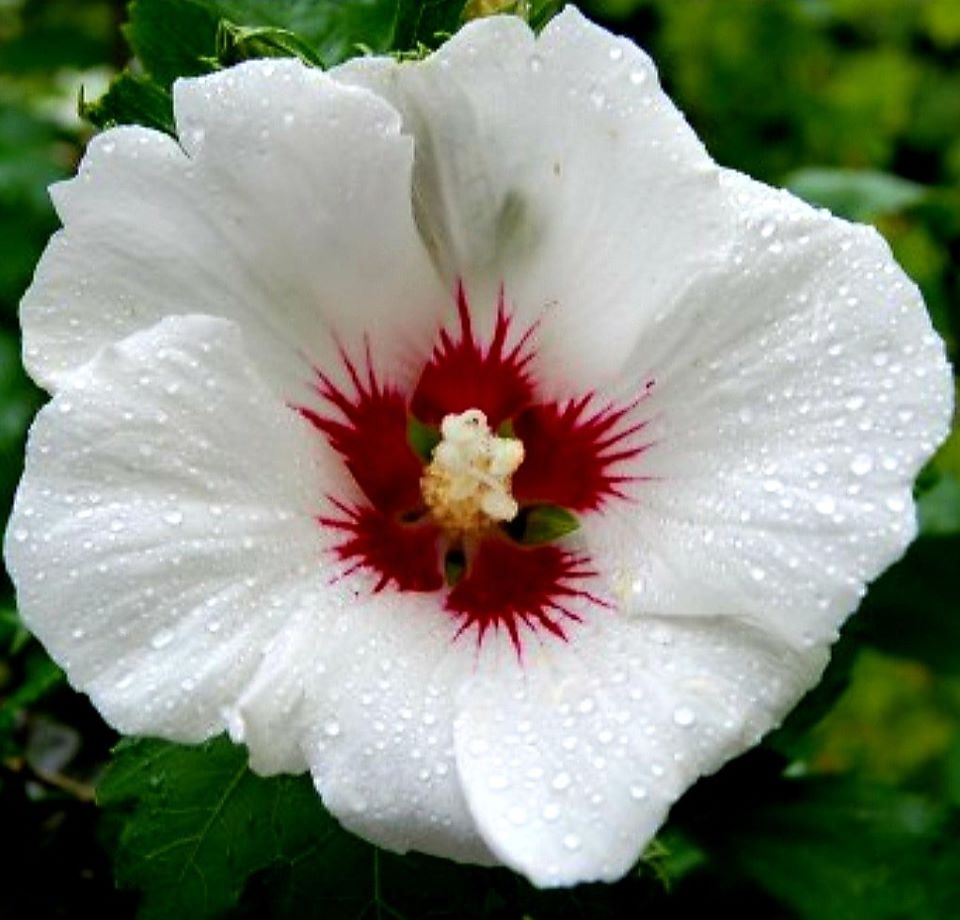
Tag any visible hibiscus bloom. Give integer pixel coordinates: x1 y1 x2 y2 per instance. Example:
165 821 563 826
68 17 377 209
3 7 952 887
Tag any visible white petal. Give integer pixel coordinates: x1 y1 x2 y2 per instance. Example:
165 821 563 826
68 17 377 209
590 170 953 649
4 315 342 766
334 8 726 393
455 615 817 886
22 59 445 395
230 589 495 864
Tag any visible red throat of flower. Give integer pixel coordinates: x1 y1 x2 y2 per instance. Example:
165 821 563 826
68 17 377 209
296 285 651 653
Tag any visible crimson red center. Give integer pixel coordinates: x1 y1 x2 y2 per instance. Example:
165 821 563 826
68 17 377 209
297 286 651 650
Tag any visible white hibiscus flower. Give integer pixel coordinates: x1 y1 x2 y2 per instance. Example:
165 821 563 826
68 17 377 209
3 7 953 887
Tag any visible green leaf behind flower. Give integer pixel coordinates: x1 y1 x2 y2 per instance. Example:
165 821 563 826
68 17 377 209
80 72 175 134
85 0 471 131
785 167 928 221
98 735 366 920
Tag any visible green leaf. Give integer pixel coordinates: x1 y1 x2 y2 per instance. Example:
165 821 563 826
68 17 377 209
918 472 960 537
510 504 580 544
215 21 323 67
639 830 707 891
395 0 469 50
718 780 958 920
464 0 560 31
98 735 363 920
80 73 175 134
82 0 471 131
124 0 222 86
785 167 928 221
855 535 960 674
0 651 64 740
125 0 468 85
408 415 441 462
0 606 30 656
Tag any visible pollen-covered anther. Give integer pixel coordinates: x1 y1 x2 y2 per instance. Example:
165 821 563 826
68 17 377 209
421 408 525 535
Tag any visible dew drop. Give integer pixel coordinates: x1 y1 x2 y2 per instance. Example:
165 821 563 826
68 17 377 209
815 496 836 516
673 706 696 727
150 630 175 650
850 454 873 476
563 833 582 851
551 771 572 791
163 510 184 526
507 806 528 825
885 495 906 513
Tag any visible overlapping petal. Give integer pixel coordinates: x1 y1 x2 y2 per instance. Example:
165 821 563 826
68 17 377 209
4 316 337 747
227 588 496 864
21 60 446 395
455 614 818 885
585 170 953 649
334 7 728 395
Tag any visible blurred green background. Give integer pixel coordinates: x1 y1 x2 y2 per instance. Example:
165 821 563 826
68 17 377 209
1 0 958 917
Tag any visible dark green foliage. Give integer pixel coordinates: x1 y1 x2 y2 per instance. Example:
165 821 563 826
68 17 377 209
675 751 960 920
786 167 928 222
97 738 960 919
99 736 368 919
81 73 175 134
215 22 324 67
856 535 960 675
85 0 470 131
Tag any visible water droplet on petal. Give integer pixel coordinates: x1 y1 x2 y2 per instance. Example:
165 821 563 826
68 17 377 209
885 495 906 513
815 496 836 515
150 630 174 650
542 802 560 821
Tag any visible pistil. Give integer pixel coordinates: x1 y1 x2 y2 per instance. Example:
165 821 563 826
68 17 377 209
421 409 525 536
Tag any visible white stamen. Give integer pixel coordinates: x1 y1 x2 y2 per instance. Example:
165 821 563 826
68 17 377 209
421 409 524 534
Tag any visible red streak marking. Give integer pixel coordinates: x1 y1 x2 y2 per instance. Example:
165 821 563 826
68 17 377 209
446 537 602 655
299 287 650 651
297 344 423 516
318 499 443 593
512 395 651 511
410 284 537 428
